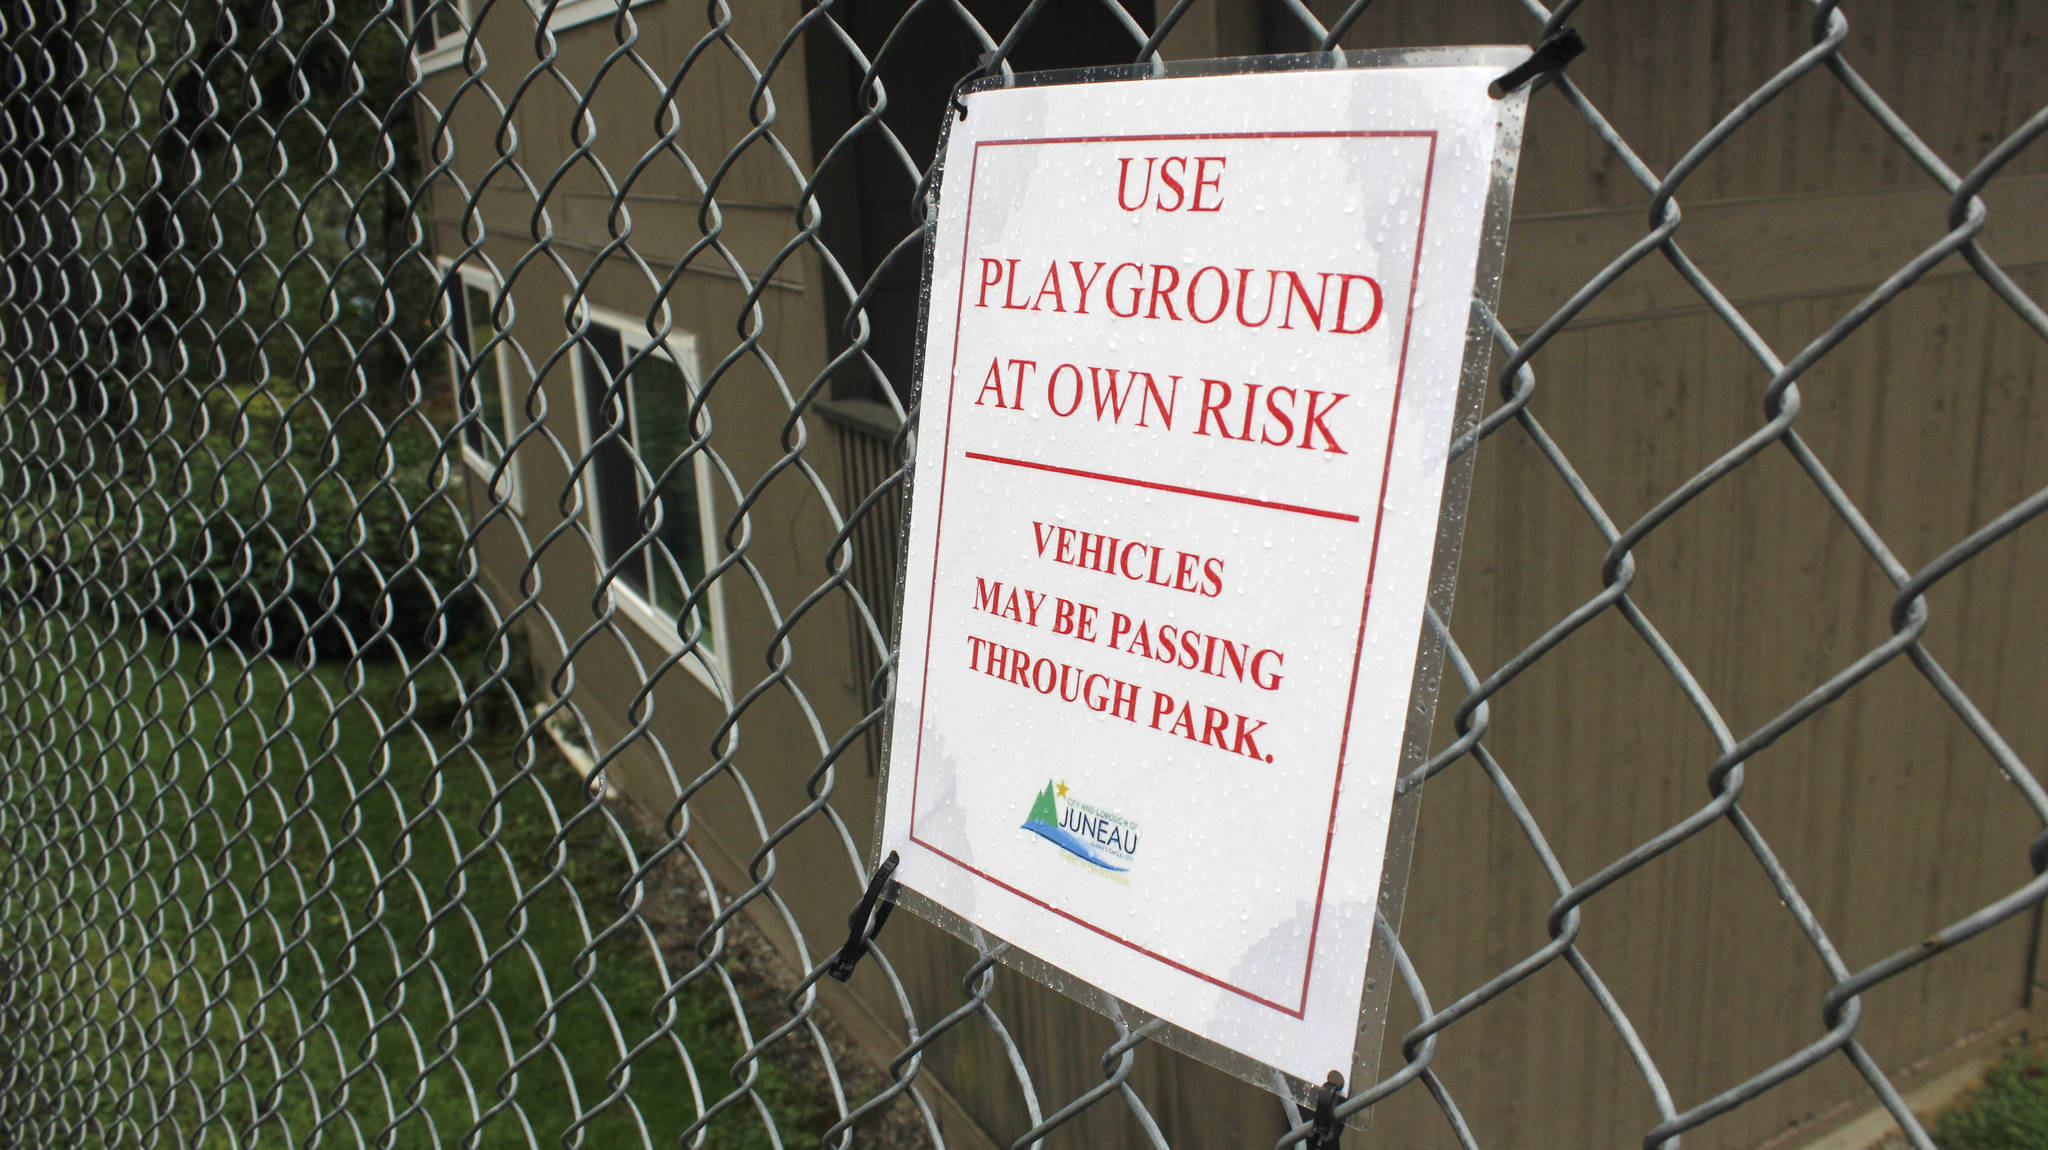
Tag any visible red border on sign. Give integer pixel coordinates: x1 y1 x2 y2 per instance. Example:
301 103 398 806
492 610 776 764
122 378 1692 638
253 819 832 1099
907 130 1439 1020
962 451 1363 523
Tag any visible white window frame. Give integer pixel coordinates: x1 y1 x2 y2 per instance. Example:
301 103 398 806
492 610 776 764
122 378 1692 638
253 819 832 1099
440 259 524 513
405 0 472 74
408 0 663 68
545 0 660 34
568 300 731 696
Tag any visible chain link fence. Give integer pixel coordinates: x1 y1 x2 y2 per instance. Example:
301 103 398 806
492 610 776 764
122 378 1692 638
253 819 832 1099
2 0 2045 1147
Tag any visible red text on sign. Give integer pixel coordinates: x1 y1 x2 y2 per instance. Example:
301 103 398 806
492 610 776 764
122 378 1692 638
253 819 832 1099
1031 520 1224 597
1115 155 1226 212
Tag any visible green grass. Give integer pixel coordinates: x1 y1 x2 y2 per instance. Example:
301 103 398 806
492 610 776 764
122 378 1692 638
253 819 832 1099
0 611 832 1148
1934 1046 2048 1150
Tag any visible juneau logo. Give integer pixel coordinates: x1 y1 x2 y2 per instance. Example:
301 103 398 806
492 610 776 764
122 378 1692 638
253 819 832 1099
1021 780 1140 873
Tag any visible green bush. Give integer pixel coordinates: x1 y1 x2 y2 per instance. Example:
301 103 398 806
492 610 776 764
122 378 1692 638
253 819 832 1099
144 381 486 658
0 0 465 661
3 373 485 661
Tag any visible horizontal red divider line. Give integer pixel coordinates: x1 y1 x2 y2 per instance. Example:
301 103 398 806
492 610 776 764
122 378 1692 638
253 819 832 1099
962 451 1361 523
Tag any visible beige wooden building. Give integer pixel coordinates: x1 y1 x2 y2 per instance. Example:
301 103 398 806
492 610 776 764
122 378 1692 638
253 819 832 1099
408 0 2048 1145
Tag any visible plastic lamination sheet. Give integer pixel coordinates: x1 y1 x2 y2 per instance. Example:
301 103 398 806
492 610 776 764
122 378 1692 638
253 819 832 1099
874 49 1528 1103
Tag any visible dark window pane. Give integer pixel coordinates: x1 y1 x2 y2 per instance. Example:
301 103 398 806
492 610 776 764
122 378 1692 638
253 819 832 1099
464 282 505 462
428 1 461 48
629 351 710 648
581 327 642 599
446 278 484 456
581 322 718 657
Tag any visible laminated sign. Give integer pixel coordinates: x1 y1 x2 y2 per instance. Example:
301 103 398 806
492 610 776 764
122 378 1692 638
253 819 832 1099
871 49 1529 1099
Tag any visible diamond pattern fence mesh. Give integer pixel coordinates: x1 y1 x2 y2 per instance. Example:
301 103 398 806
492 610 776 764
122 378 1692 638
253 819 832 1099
2 0 2046 1147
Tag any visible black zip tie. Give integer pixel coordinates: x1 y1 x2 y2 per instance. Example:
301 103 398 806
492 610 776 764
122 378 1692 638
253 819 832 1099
827 850 901 981
1305 1070 1345 1149
949 51 1002 120
1489 25 1586 98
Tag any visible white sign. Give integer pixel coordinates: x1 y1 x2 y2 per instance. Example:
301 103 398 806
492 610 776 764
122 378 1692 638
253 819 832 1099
877 57 1524 1086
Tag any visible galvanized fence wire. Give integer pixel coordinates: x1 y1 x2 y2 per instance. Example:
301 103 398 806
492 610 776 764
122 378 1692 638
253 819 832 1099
0 0 2044 1147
